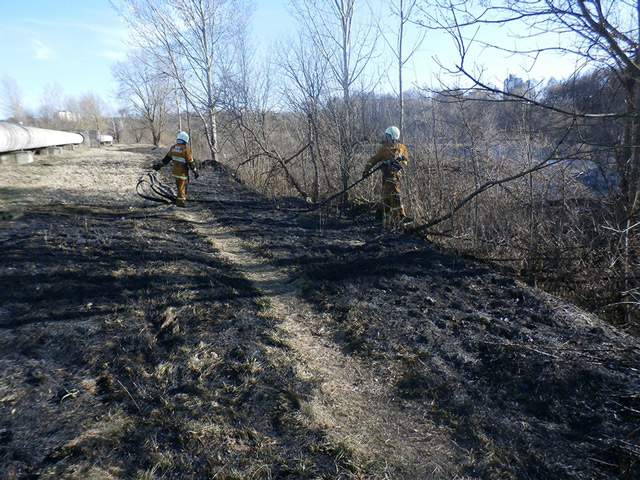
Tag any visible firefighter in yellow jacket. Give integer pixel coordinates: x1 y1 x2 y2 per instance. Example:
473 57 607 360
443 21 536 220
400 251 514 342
152 132 199 207
362 126 412 223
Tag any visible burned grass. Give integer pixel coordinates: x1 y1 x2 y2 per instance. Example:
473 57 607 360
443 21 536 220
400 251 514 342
1 205 348 478
0 145 639 479
0 149 363 479
201 166 640 479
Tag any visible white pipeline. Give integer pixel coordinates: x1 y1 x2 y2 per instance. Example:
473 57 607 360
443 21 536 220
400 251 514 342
0 123 84 153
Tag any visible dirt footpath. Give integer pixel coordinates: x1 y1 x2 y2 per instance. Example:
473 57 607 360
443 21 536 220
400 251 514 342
1 145 639 479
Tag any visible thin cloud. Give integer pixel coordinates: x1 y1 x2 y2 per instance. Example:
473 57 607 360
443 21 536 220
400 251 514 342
104 50 126 62
23 16 129 64
26 17 126 42
32 39 55 60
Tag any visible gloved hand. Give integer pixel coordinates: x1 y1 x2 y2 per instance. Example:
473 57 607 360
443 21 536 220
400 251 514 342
152 163 163 171
362 170 370 178
389 159 403 172
188 162 199 179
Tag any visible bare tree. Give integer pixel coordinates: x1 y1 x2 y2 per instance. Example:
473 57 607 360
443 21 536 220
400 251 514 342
113 50 172 146
38 82 67 127
118 108 148 143
276 35 333 201
424 0 640 213
291 0 379 191
420 0 640 326
378 0 426 138
1 76 28 123
112 0 252 162
77 93 108 130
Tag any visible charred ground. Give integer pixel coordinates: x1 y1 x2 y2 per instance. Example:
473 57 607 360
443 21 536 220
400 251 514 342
0 145 639 479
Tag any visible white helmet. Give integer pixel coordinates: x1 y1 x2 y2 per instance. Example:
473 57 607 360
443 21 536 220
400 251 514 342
177 131 189 143
385 126 400 141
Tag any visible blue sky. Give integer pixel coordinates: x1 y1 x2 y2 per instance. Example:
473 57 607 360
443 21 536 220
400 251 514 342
0 1 295 115
0 1 129 113
0 1 579 117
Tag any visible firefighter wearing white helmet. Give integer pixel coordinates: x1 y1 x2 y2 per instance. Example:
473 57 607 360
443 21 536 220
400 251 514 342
362 126 412 223
153 131 199 207
385 126 400 141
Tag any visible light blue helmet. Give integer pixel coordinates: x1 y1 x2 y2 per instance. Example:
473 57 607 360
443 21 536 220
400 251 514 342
177 131 189 143
385 126 400 141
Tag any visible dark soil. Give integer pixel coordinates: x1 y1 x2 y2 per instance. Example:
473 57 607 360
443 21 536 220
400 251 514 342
1 145 639 479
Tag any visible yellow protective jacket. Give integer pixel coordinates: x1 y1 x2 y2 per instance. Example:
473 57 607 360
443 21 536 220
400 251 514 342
363 140 409 181
164 142 195 180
